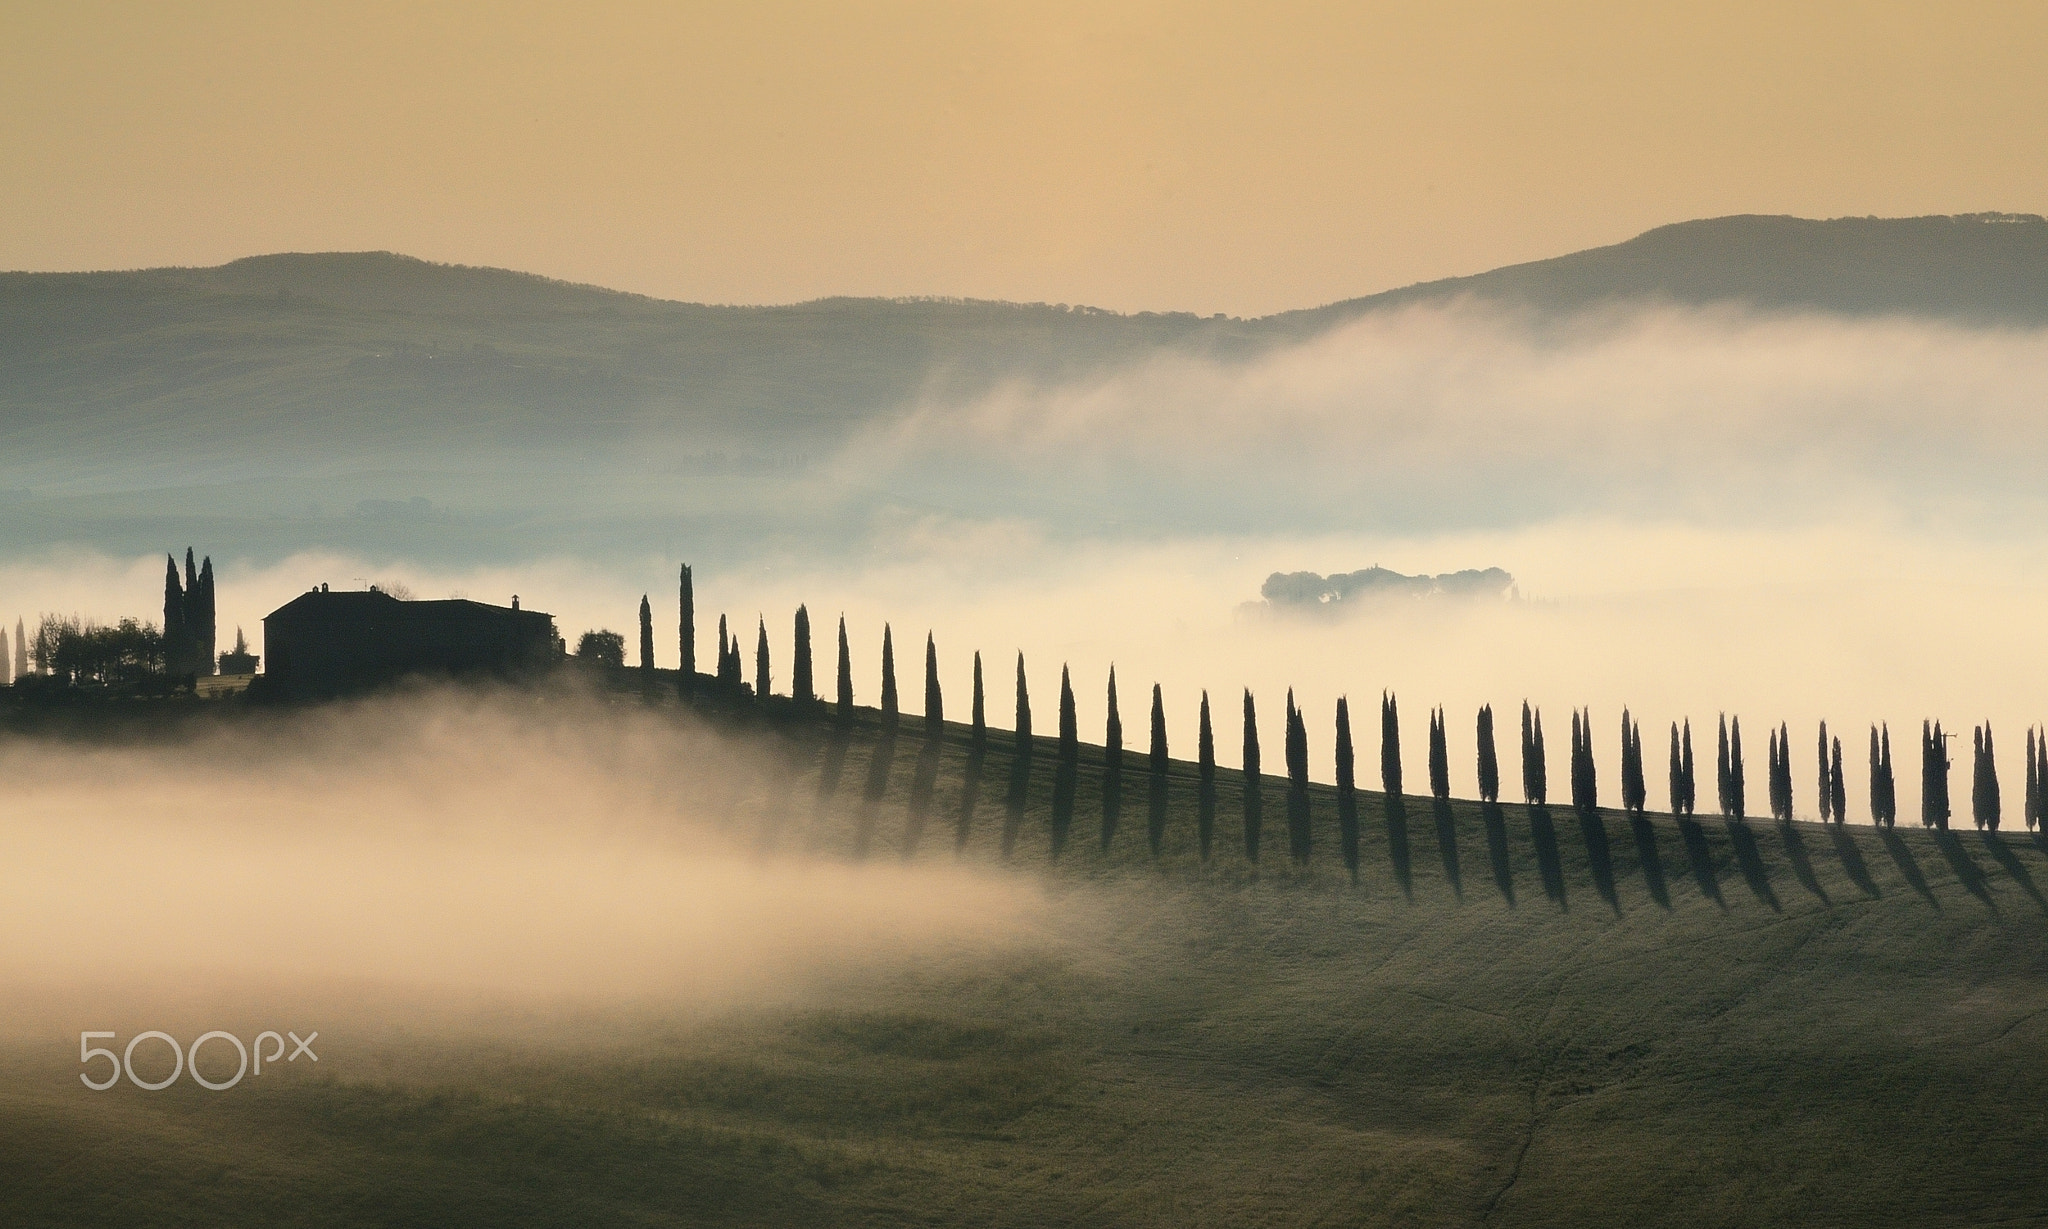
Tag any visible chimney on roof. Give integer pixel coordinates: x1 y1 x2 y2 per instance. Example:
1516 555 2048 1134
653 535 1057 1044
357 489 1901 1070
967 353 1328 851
512 595 520 610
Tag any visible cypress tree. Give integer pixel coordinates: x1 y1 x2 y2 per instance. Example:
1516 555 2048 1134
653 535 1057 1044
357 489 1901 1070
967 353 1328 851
1920 721 1935 827
923 633 943 737
715 614 730 687
1717 714 1732 816
1980 723 2001 830
754 616 770 698
1621 711 1644 815
1198 691 1217 860
1531 709 1548 806
1052 665 1078 856
792 605 813 706
1817 721 1832 823
1476 704 1500 803
1101 666 1124 851
2037 727 2047 831
1681 718 1696 816
638 594 656 672
2028 727 2041 831
1569 708 1596 817
1669 722 1685 815
1242 689 1263 862
1428 706 1450 800
1336 697 1360 875
1870 725 1884 825
1879 723 1895 826
971 652 986 748
1830 736 1846 825
678 565 695 695
1381 692 1403 797
835 616 853 724
1521 701 1536 804
163 555 187 677
1285 690 1311 862
879 625 898 733
1147 683 1169 856
1729 716 1746 819
197 556 216 675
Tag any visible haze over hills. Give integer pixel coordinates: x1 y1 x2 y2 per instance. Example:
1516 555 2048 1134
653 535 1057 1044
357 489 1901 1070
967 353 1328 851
1 212 2044 565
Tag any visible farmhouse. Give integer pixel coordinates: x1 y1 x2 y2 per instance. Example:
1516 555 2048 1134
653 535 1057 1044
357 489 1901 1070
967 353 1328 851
261 586 560 697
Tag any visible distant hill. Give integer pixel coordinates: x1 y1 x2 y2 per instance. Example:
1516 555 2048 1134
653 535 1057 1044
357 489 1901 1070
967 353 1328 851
0 213 2042 561
1277 212 2048 333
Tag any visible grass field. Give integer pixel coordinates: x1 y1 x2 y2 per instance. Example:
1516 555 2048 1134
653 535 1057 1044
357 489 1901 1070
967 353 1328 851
4 694 2047 1226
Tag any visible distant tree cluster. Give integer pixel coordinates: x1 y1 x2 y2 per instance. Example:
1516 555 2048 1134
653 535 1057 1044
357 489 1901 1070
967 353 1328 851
31 615 164 685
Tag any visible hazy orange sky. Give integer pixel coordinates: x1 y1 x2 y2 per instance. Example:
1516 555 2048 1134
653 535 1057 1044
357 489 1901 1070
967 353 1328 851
3 2 2044 315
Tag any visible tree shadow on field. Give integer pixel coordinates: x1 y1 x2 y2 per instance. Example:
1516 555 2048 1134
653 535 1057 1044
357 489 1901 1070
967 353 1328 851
1932 830 1997 913
954 737 986 853
1629 815 1671 908
754 727 810 854
1978 833 2047 916
1775 821 1831 905
1528 805 1567 909
853 724 897 858
1724 819 1781 911
808 721 854 851
1877 826 1940 908
1431 798 1463 899
1000 732 1033 859
1577 810 1620 914
1827 824 1882 899
1482 802 1516 906
900 733 943 858
1677 817 1725 907
1384 796 1413 899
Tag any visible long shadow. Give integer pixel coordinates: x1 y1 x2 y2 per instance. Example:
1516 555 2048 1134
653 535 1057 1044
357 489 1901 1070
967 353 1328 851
1723 819 1781 911
1775 821 1831 905
852 725 898 858
1932 830 1998 912
754 727 811 854
808 721 854 851
1147 769 1170 857
1383 796 1413 898
1431 798 1462 899
1877 826 1940 908
1676 817 1725 907
1000 733 1033 859
1827 824 1881 899
1977 833 2047 916
953 738 986 853
1629 814 1671 908
1527 805 1567 909
900 734 943 858
1481 802 1516 906
1577 810 1620 914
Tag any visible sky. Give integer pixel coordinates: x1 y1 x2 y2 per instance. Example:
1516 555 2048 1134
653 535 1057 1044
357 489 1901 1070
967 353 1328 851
4 2 2047 315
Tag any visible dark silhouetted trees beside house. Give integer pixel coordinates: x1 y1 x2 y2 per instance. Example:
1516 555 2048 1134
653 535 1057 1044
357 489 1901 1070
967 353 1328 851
160 549 216 678
31 615 165 685
575 629 625 668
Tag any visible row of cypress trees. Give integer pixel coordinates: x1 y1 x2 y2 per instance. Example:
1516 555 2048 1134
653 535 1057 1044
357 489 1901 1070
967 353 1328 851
661 567 2048 841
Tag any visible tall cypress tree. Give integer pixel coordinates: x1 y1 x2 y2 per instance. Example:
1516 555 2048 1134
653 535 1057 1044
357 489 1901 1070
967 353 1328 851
1477 704 1499 803
1669 722 1685 815
923 633 943 738
1879 723 1895 826
1531 709 1548 806
1381 692 1403 798
1570 709 1595 817
1052 665 1078 857
2029 727 2041 831
1681 718 1696 816
1285 690 1311 862
1717 714 1732 816
1101 666 1124 852
197 556 216 675
971 652 986 748
1729 717 1746 819
879 625 898 733
163 555 187 677
1242 689 1263 863
677 575 698 694
641 597 658 675
1620 710 1644 814
1870 725 1884 825
1427 706 1450 800
1817 721 1832 822
754 616 770 698
792 604 813 707
1147 683 1169 856
1336 696 1359 875
2036 727 2047 831
1830 736 1846 825
1980 723 2001 830
1521 701 1536 804
1198 691 1217 860
835 616 853 724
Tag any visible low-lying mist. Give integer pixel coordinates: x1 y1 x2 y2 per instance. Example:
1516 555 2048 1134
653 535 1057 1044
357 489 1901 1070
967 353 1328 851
0 689 1066 1042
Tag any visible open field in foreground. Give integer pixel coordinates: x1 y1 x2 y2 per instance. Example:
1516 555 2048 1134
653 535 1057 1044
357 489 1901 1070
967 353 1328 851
4 694 2047 1226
